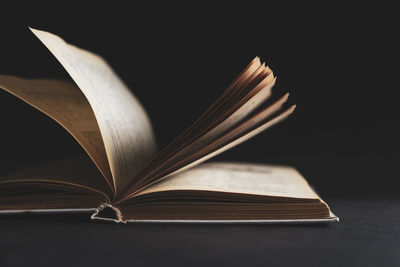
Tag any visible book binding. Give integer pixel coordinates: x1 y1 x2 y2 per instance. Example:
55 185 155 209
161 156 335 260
0 204 339 224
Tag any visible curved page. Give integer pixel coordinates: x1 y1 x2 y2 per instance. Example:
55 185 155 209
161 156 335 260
120 105 295 200
0 76 113 192
159 105 296 181
0 157 112 201
139 77 277 182
30 28 157 196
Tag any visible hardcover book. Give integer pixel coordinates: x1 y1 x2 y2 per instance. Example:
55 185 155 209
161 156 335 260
0 28 338 223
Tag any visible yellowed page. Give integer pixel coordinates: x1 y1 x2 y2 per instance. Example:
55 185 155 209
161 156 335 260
120 105 295 200
160 105 296 180
0 157 112 201
0 76 113 191
142 79 280 180
136 162 319 200
30 28 157 195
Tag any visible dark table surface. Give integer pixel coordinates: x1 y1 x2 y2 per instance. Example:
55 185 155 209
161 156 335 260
0 198 399 267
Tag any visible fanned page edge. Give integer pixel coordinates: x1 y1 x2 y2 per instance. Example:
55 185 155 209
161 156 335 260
119 105 296 202
119 58 290 200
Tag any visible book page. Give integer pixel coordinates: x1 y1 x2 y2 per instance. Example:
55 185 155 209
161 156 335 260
136 162 319 200
30 28 157 196
120 105 295 200
159 105 296 181
0 76 113 191
123 61 279 196
129 58 265 184
0 157 113 201
139 81 280 182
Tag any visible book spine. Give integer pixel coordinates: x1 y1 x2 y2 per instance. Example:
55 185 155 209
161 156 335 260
90 203 125 223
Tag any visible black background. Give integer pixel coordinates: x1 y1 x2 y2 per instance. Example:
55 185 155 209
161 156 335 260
0 1 398 198
0 2 399 266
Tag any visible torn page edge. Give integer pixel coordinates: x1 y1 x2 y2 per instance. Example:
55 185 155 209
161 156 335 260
90 203 125 223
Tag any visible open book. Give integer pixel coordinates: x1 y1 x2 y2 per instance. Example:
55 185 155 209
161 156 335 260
0 28 337 223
